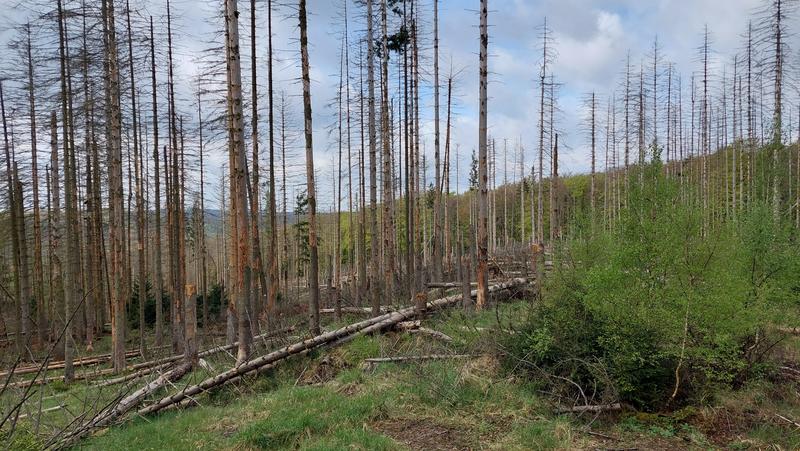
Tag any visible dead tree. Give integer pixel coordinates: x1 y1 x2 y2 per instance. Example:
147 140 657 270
267 0 279 320
381 0 395 303
432 0 443 283
224 0 253 363
536 18 553 244
149 15 164 348
366 0 381 316
299 0 321 335
476 0 489 309
24 25 48 347
57 0 76 378
125 0 147 359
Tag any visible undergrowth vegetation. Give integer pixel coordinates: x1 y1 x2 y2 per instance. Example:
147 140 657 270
507 155 800 410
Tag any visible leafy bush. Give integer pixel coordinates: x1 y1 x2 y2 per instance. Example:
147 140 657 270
507 157 800 410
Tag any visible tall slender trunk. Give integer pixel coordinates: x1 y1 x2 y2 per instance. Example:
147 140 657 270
367 0 380 315
476 0 489 310
57 0 76 377
149 16 164 348
299 0 320 335
380 0 394 302
343 2 355 307
590 93 596 221
432 0 443 283
103 0 128 372
248 0 267 328
25 27 48 347
267 0 279 321
198 94 209 335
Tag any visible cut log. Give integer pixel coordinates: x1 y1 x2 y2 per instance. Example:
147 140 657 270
555 403 622 414
137 278 527 416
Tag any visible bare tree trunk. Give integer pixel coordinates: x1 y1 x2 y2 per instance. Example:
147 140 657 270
1 84 25 356
267 0 279 322
367 0 381 316
343 1 355 308
25 27 48 348
432 0 443 283
103 0 128 372
476 0 489 310
357 44 368 306
125 0 147 360
149 16 164 348
198 94 209 336
381 0 395 303
298 0 320 335
443 73 453 270
248 0 267 329
48 112 64 355
57 0 76 377
590 93 596 222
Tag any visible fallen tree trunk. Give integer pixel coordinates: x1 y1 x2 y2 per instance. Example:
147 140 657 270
137 278 526 416
555 403 622 414
0 350 143 379
319 307 392 315
54 362 192 449
362 354 479 366
426 282 476 289
7 368 117 389
395 321 453 342
16 404 65 420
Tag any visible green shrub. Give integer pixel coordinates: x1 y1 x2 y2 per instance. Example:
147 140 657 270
506 157 799 410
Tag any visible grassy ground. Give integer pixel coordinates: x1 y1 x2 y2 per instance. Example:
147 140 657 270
3 299 799 450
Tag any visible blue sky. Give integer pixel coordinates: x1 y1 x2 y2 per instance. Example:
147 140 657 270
0 0 786 210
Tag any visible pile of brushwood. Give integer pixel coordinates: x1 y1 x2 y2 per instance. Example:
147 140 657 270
505 153 800 411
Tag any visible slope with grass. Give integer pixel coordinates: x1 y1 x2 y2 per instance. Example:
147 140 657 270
67 300 800 451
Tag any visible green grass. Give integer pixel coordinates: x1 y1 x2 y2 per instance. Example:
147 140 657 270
238 386 389 449
2 300 797 450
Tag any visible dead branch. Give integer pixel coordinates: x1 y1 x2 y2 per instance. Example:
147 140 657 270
362 354 479 367
555 403 622 414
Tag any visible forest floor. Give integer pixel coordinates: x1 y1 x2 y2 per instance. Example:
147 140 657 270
3 299 800 450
